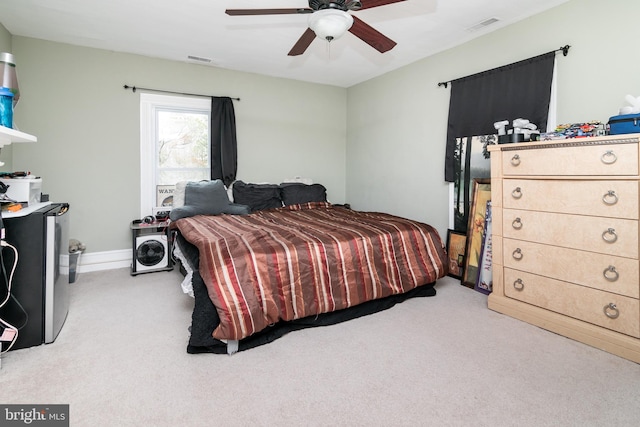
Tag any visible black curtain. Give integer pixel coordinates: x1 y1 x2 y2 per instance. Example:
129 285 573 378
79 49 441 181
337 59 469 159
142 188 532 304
210 96 237 187
444 52 556 182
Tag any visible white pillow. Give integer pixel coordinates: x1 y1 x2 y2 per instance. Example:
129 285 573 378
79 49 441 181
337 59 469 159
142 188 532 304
226 181 235 202
173 181 188 208
283 176 313 185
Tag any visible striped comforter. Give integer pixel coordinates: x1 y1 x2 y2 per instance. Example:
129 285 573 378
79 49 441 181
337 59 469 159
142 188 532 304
175 202 448 341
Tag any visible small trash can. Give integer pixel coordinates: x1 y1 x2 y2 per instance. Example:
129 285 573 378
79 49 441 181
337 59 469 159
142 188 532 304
69 239 86 283
69 251 82 283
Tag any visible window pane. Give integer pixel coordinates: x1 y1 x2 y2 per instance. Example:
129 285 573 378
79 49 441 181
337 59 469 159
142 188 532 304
157 170 209 185
157 110 209 169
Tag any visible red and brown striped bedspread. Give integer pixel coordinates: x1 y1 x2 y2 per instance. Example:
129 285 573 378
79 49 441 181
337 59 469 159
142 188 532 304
174 202 448 341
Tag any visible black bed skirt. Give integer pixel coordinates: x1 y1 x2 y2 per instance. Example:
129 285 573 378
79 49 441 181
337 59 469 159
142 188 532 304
186 268 436 355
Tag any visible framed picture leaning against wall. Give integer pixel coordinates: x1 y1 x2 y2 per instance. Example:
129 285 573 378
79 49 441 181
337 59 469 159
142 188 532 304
462 178 491 288
475 200 493 295
446 229 467 280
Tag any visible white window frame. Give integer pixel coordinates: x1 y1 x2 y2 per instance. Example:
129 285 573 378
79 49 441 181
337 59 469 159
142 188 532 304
140 93 211 217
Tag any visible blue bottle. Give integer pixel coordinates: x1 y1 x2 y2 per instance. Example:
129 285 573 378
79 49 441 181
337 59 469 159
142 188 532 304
0 86 14 128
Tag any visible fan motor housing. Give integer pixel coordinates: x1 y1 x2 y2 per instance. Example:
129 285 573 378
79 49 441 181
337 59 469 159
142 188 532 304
309 0 361 11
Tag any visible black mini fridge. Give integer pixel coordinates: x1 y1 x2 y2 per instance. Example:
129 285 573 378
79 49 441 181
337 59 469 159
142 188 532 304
0 203 70 350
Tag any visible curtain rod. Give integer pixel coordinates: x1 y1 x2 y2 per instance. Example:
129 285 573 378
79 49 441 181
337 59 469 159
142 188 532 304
436 45 571 89
123 84 240 101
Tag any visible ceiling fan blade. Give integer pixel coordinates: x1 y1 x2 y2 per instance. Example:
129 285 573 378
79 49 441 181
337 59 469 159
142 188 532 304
226 8 313 16
358 0 406 10
288 28 316 56
349 16 397 53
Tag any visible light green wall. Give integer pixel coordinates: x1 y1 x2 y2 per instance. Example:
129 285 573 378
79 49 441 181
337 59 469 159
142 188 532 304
346 0 640 240
0 22 13 168
9 38 347 252
0 23 9 51
5 0 639 254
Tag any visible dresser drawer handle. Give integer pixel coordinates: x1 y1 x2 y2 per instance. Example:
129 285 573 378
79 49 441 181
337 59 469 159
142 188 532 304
602 228 618 243
513 278 524 291
510 154 521 166
511 187 523 199
601 150 617 165
512 248 523 260
512 217 523 229
603 303 620 319
602 191 618 205
603 265 619 282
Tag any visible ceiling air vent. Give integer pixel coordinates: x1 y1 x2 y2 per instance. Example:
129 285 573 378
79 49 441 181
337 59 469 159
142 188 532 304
187 55 212 63
467 17 500 32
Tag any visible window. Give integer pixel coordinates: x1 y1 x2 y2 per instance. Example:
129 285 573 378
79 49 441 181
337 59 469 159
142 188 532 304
140 93 210 216
451 135 493 231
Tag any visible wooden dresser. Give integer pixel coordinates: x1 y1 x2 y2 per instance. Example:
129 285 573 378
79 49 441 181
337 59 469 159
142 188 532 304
487 133 640 363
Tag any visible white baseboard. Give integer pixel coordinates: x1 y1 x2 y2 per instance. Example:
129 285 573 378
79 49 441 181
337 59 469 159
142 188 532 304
70 249 131 273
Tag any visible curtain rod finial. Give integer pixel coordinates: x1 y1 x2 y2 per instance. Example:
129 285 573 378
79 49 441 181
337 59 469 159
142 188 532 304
438 82 448 89
561 45 570 56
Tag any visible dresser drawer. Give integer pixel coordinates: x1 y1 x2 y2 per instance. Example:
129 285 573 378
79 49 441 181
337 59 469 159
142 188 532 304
503 238 639 298
503 209 638 258
502 142 638 176
503 179 638 219
504 269 640 338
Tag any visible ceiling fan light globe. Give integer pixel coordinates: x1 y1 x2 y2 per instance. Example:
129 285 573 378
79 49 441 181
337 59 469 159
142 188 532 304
308 10 354 41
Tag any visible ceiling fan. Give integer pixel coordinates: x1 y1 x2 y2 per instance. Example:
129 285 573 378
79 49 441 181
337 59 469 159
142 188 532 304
226 0 406 56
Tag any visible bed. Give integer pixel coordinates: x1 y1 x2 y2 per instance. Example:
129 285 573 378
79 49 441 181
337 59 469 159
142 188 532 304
170 180 449 354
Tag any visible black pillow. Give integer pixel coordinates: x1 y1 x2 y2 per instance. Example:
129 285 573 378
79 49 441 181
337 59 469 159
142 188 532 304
279 183 327 206
232 181 282 212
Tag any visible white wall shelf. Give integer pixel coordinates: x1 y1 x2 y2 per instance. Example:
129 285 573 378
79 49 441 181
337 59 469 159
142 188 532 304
0 125 37 147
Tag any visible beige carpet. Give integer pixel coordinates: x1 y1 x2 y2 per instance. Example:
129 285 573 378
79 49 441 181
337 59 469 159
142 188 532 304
1 268 639 426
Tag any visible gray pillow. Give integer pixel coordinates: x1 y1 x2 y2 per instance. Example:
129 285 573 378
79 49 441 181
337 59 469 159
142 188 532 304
169 180 250 221
185 180 229 210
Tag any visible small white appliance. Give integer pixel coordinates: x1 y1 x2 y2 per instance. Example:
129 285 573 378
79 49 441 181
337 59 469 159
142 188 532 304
0 177 42 206
134 234 170 273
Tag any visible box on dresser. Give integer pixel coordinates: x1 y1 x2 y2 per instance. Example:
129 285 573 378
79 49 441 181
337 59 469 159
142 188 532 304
488 133 640 364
